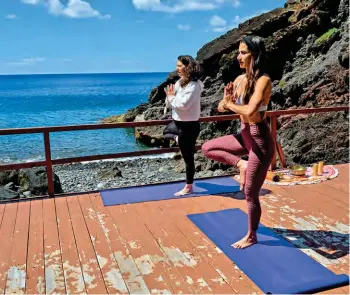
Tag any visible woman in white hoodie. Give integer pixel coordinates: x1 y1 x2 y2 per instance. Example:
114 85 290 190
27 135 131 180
164 55 203 196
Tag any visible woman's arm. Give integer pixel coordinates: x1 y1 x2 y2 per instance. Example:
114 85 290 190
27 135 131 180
166 82 200 110
223 76 271 117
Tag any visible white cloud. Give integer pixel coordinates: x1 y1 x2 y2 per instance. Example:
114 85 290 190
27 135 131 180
21 0 110 19
210 15 226 27
7 57 46 66
177 24 191 31
132 0 227 13
5 14 18 19
21 0 40 4
232 0 241 7
209 10 266 33
209 14 239 32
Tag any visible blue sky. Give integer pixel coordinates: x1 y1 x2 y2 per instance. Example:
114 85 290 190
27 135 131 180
0 0 286 74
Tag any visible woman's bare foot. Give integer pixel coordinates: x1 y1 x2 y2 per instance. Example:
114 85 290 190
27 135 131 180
237 160 248 191
174 184 193 196
231 232 257 249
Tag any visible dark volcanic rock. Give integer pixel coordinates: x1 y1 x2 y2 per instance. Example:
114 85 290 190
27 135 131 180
278 112 349 164
0 186 19 200
18 168 63 195
0 168 63 198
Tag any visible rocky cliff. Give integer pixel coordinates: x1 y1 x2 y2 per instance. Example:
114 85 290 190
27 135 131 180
107 0 349 167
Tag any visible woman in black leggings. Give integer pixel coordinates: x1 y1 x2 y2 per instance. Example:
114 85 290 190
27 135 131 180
163 55 203 196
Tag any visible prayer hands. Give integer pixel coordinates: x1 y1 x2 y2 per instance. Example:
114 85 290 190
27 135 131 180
164 84 175 96
224 82 237 103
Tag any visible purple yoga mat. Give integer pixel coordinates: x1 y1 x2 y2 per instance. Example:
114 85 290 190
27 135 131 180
100 176 240 206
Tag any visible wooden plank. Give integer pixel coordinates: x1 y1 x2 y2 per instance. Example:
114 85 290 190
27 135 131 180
126 202 204 294
301 183 349 207
55 197 86 294
5 201 30 294
26 200 45 294
77 194 128 294
134 201 237 294
324 165 349 194
108 203 184 294
319 286 346 294
66 195 108 294
269 185 349 224
89 193 150 294
340 285 349 294
0 204 6 228
326 182 349 195
157 198 261 294
43 198 66 294
130 202 199 294
0 202 18 294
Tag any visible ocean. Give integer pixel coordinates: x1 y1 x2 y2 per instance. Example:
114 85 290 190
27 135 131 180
0 72 169 164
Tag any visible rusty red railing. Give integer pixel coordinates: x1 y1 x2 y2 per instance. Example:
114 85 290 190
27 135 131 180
0 106 348 197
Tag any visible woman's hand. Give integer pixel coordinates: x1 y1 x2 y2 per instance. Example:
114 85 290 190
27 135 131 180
218 99 228 112
218 82 236 112
224 82 237 103
164 84 175 96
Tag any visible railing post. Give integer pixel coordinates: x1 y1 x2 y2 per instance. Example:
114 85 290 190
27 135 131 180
270 115 277 171
44 131 54 197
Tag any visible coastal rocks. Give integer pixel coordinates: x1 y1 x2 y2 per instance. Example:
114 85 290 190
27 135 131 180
149 71 179 104
338 44 349 69
97 163 122 179
101 114 126 123
279 112 349 164
0 168 63 199
134 107 168 146
18 168 63 195
0 186 18 200
0 170 18 186
124 103 151 122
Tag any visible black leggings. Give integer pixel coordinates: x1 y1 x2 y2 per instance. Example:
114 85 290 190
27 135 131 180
163 120 200 184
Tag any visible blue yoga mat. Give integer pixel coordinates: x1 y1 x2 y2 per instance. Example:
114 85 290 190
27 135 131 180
187 208 349 294
101 176 240 206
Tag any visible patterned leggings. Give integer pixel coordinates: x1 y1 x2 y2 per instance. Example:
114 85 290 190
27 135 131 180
202 121 275 231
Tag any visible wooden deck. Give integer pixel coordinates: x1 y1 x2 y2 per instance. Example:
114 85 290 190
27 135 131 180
0 164 348 294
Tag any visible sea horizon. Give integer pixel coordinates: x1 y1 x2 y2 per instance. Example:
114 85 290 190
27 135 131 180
0 71 171 77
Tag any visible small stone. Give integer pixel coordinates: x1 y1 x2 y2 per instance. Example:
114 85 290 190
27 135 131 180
97 183 105 189
23 191 32 197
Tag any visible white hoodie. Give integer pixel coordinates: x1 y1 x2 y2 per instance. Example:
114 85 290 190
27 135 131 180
165 79 203 121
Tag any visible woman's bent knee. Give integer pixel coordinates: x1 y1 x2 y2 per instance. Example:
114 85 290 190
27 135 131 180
201 141 212 157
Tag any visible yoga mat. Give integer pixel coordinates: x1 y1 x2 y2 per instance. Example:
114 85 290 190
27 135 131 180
187 208 349 294
101 176 240 206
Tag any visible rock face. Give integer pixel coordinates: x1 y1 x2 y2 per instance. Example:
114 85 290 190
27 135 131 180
0 168 63 200
114 0 349 168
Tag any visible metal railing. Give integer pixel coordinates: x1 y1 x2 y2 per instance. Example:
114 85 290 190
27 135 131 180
0 106 348 196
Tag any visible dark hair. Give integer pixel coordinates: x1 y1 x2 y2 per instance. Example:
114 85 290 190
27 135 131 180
240 35 267 104
177 55 201 87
